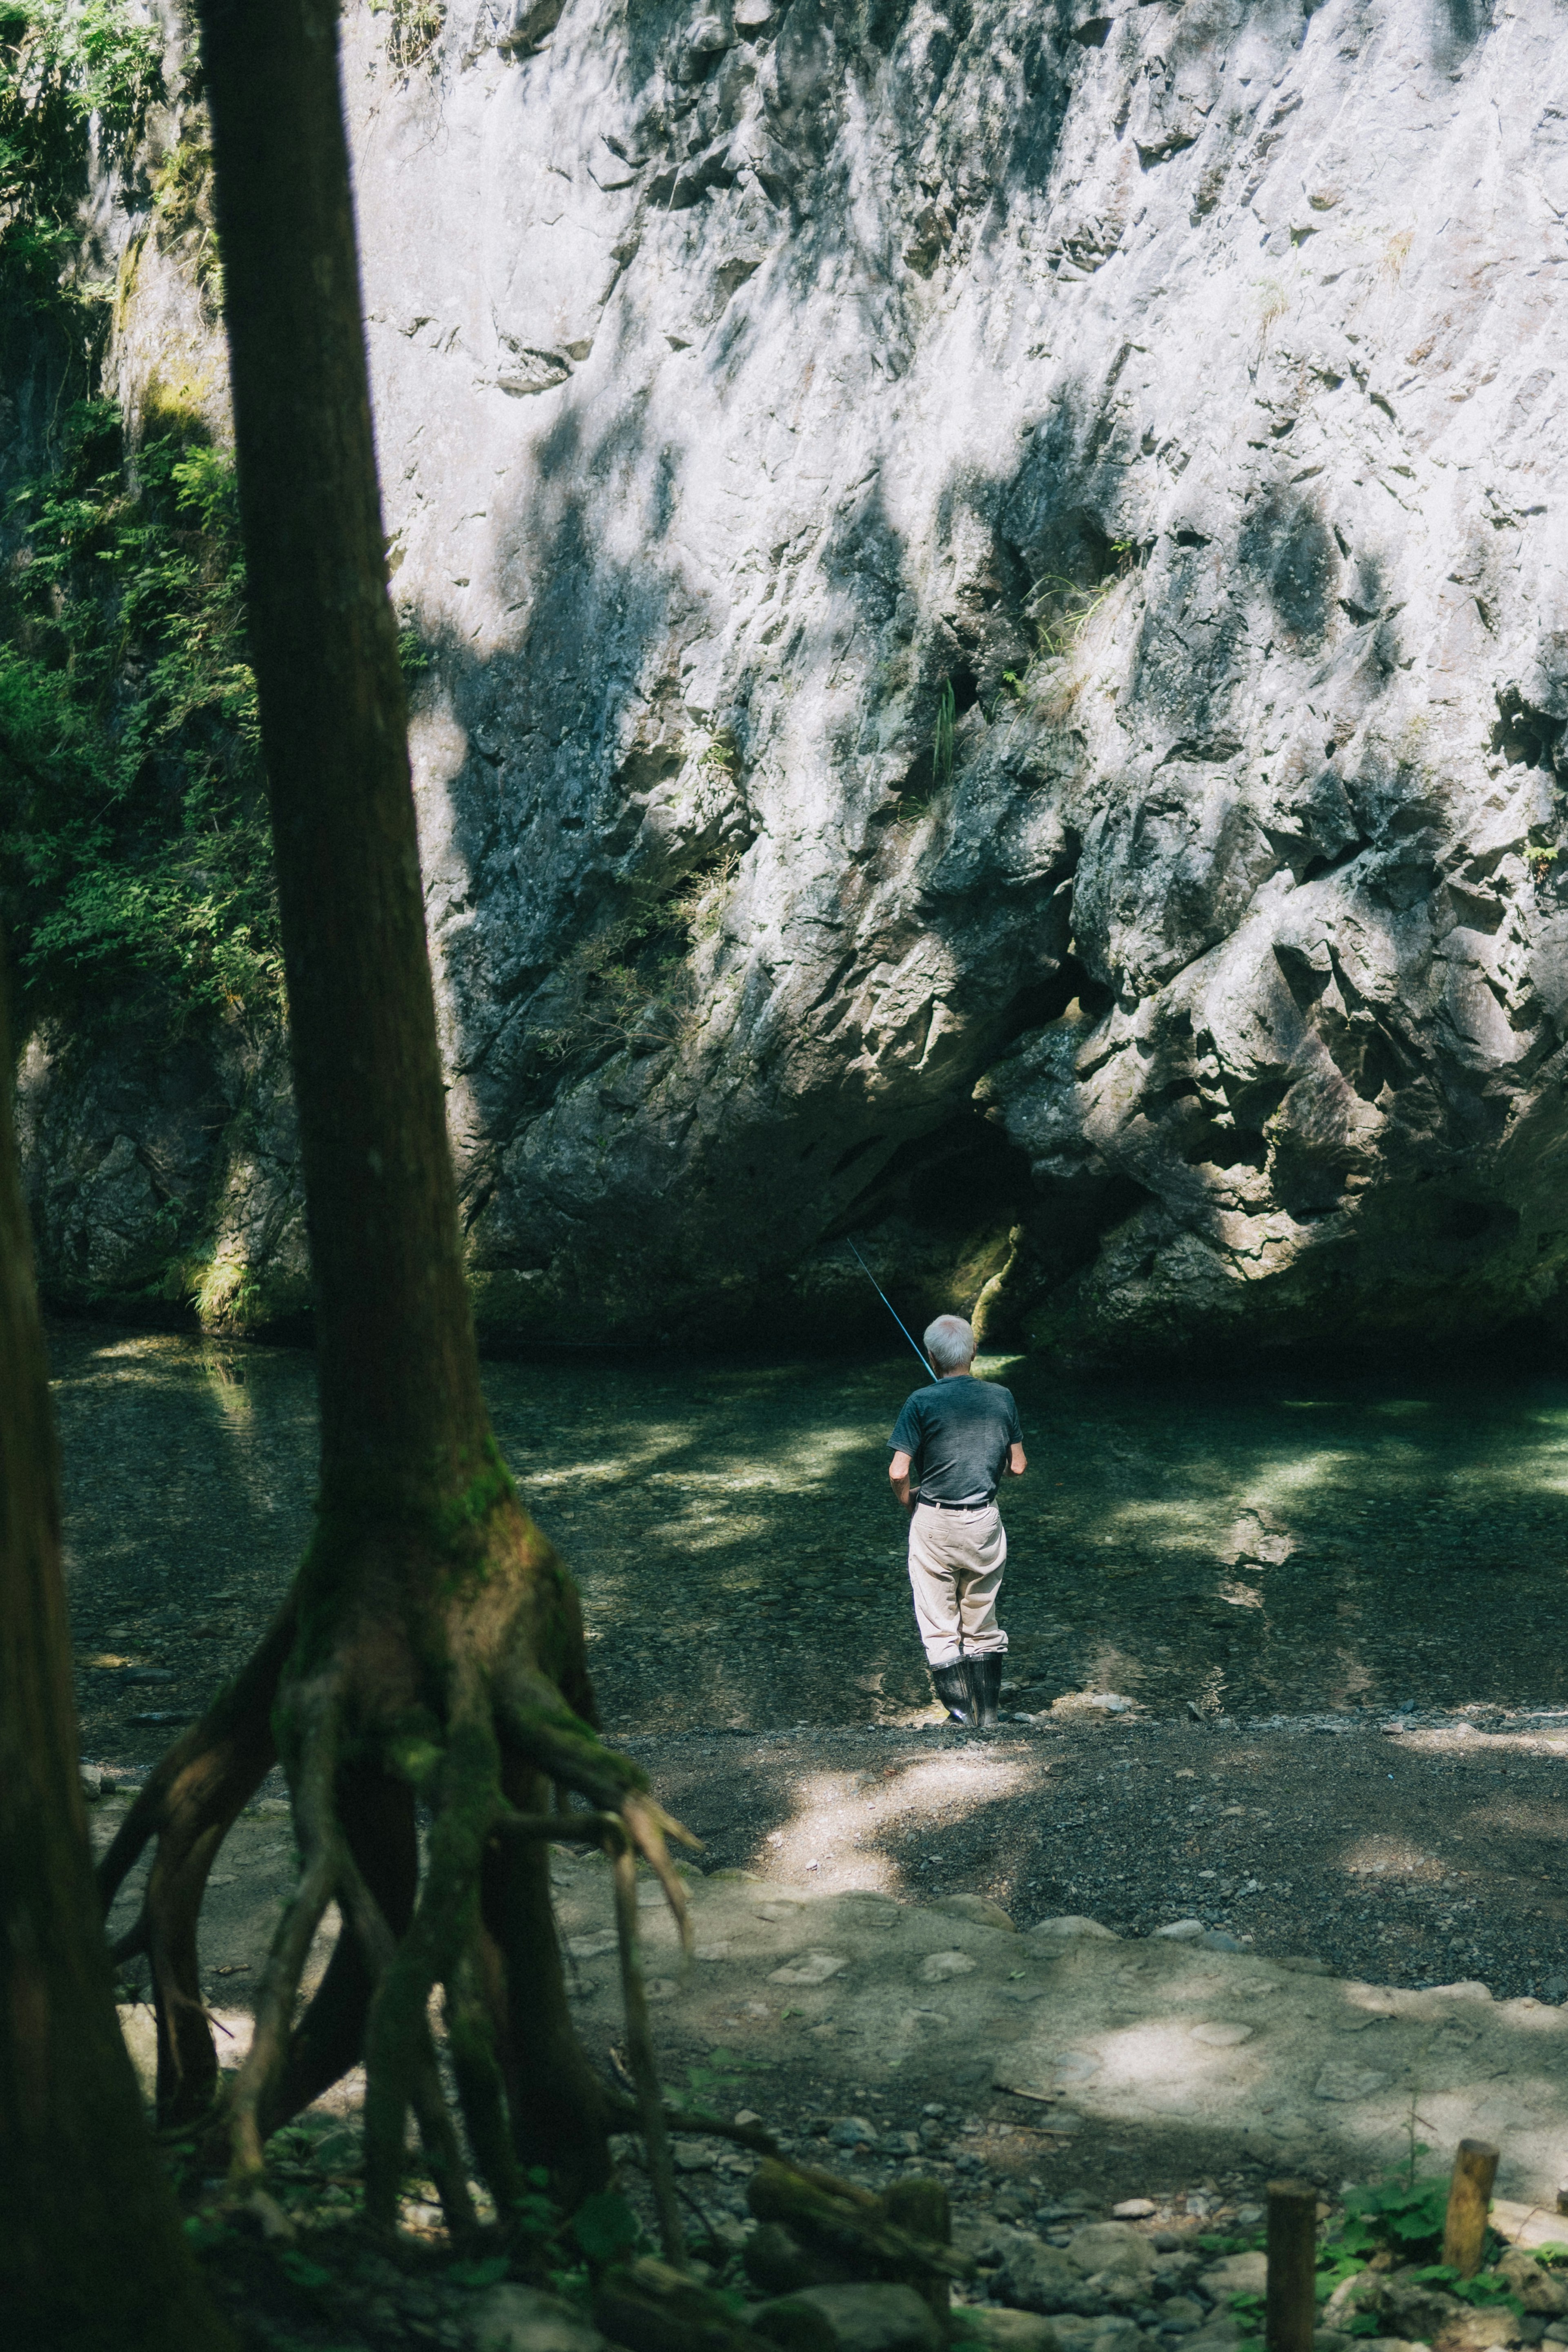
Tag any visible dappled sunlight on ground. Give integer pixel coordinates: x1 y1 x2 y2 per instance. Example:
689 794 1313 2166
50 1324 1568 1766
760 1751 1045 1895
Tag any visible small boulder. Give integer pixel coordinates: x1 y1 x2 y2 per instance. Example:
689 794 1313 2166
1374 2282 1485 2348
1437 2314 1523 2352
1027 1918 1120 1943
470 2285 609 2352
1499 2254 1568 2318
1159 2298 1207 2333
1066 2224 1159 2281
1182 2325 1242 2352
959 2314 1060 2351
933 1893 1018 1933
997 2243 1105 2316
827 2117 877 2148
1045 2319 1144 2352
1321 2272 1379 2329
753 2281 942 2352
769 1951 850 1985
1197 2253 1267 2299
744 2220 847 2295
919 1951 978 1983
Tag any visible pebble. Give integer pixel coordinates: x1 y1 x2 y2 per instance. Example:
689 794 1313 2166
768 1950 849 1985
920 1950 979 1982
828 2117 876 2147
1113 2200 1158 2219
1198 2254 1267 2298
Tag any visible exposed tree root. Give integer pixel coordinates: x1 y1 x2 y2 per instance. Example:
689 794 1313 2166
97 1599 296 2124
95 1500 699 2247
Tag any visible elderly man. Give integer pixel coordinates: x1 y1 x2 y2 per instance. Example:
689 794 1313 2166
887 1313 1026 1729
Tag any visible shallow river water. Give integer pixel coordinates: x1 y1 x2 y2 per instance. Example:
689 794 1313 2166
51 1321 1568 1769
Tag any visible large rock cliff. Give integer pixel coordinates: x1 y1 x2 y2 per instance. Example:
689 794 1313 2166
19 0 1568 1361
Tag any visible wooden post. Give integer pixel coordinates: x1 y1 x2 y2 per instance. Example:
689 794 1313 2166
1443 2140 1499 2278
1267 2178 1319 2352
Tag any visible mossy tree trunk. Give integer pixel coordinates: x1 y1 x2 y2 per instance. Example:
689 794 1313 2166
96 0 689 2227
0 960 238 2352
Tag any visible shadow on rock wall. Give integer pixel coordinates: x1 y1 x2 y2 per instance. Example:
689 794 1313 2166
18 0 1568 1368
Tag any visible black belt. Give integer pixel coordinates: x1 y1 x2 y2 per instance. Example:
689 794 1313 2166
916 1494 995 1512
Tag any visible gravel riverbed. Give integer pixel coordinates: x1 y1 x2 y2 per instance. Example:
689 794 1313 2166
56 1322 1568 2008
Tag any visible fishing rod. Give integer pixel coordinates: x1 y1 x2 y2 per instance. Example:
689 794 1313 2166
846 1239 937 1382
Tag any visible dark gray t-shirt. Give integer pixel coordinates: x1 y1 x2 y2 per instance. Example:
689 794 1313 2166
888 1376 1024 1504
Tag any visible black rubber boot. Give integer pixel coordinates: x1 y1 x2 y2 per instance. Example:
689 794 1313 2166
969 1652 1003 1730
930 1659 973 1723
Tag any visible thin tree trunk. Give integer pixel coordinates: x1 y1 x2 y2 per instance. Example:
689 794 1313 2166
170 0 691 2214
197 0 486 1521
0 961 236 2352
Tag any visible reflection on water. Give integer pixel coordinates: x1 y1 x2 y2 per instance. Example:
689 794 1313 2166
49 1322 1568 1761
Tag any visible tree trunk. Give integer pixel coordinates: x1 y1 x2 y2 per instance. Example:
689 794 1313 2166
0 960 236 2352
93 0 691 2232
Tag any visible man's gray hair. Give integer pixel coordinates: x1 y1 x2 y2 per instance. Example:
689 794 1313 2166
924 1314 976 1375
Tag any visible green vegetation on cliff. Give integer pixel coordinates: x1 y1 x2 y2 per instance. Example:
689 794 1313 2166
0 2 282 1037
0 0 161 312
0 397 283 1029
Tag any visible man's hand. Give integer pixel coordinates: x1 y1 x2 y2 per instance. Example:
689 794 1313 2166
889 1449 914 1513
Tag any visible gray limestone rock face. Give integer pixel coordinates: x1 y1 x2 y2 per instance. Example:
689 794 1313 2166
21 0 1568 1360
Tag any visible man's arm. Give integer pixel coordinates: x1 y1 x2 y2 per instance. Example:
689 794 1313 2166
1005 1441 1027 1478
889 1449 914 1512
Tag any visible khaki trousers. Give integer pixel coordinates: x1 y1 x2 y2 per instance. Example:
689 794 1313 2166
906 1501 1008 1666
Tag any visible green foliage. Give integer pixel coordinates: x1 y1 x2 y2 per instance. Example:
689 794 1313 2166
1309 2147 1518 2343
699 727 740 779
1405 2265 1520 2313
1336 2167 1453 2261
368 0 445 70
149 130 221 305
1027 543 1136 660
0 0 163 312
276 2249 334 2293
0 398 283 1027
448 2255 512 2288
1227 2287 1265 2352
570 2190 642 2264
